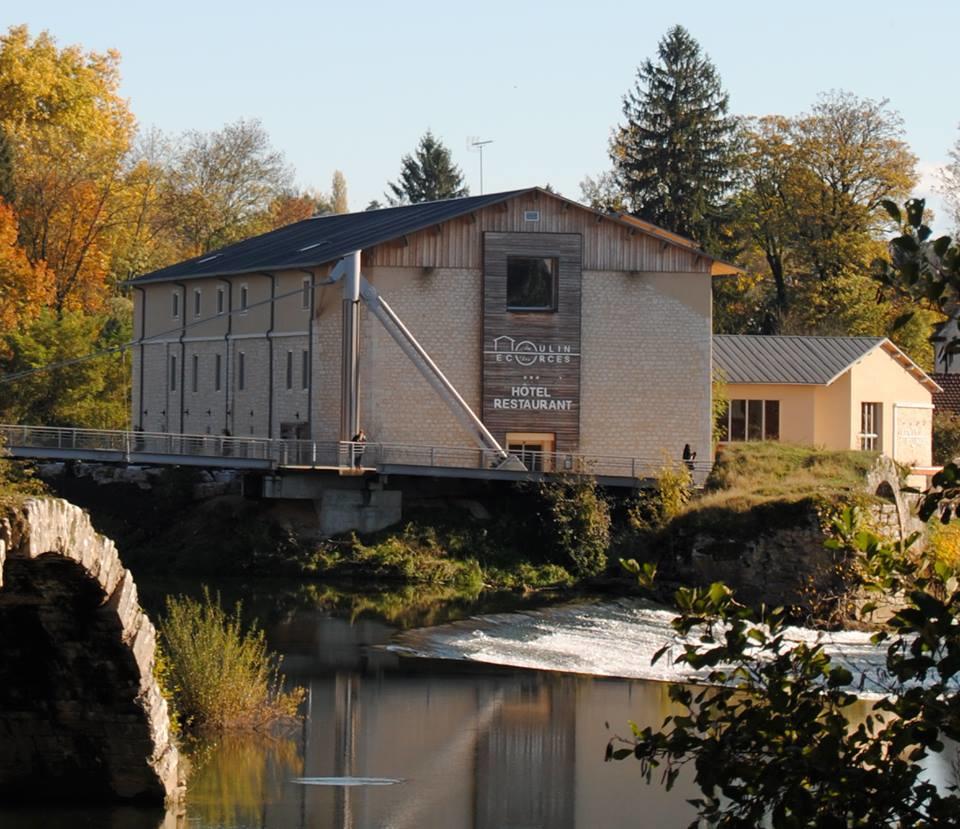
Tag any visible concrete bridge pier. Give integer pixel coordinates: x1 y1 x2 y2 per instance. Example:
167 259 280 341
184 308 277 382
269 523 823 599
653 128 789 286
0 498 180 805
260 471 403 536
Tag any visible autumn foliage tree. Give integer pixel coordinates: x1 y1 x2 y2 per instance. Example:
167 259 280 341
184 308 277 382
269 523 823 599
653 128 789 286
721 93 926 359
0 200 53 338
0 25 135 314
0 25 334 428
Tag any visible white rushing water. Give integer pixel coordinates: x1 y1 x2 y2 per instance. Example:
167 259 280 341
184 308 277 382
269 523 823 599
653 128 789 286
390 598 896 697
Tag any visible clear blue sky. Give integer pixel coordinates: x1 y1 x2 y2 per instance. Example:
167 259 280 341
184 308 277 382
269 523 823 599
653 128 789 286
5 0 958 218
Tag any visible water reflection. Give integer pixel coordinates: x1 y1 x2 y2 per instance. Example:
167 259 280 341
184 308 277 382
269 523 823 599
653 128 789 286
186 735 301 828
230 609 702 829
15 584 960 828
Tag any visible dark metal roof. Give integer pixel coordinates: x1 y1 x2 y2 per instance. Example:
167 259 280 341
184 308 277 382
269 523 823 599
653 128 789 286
713 335 885 385
933 374 960 415
128 188 534 284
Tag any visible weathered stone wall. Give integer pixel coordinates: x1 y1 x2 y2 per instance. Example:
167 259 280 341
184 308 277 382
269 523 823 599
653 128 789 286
665 460 921 614
0 498 180 804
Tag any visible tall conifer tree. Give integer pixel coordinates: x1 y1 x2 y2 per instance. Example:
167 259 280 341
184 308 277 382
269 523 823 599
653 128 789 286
386 131 468 205
611 25 735 248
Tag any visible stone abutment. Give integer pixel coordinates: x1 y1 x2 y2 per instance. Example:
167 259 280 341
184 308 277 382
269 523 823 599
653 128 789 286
0 497 180 804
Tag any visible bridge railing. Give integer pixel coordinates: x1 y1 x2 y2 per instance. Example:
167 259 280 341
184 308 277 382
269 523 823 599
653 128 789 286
336 440 713 482
0 424 276 463
1 425 713 482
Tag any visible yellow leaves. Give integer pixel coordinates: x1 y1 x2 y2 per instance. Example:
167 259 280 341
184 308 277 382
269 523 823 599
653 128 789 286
267 193 316 230
0 25 132 145
0 25 135 314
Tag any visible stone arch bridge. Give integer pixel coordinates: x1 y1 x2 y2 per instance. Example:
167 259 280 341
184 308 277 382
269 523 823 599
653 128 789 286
0 497 179 804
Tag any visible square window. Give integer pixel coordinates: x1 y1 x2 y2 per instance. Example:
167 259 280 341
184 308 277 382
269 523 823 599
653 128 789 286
506 257 557 311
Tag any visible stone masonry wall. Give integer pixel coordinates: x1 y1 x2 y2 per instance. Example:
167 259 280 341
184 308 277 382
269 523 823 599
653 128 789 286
0 498 180 804
667 461 921 615
580 271 712 468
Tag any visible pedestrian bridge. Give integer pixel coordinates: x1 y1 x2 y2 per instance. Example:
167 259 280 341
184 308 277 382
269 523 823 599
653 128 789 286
0 424 711 488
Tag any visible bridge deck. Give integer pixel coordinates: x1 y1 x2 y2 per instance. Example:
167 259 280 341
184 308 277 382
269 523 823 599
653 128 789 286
0 425 711 487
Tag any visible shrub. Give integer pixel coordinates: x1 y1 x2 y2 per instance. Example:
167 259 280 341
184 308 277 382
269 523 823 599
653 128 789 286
927 518 960 572
537 476 611 577
655 459 692 522
0 436 46 499
316 524 485 589
157 589 303 731
933 410 960 465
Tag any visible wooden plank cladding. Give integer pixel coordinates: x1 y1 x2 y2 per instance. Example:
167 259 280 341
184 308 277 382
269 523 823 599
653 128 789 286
365 191 709 273
482 232 582 452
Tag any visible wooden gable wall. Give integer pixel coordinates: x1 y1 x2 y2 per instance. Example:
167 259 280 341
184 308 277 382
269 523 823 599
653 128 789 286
364 193 710 273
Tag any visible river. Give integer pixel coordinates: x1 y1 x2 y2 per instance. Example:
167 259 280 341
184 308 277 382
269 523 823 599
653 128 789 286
1 582 957 828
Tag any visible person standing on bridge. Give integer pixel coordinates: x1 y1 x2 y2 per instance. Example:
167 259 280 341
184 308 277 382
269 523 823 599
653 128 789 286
351 429 367 468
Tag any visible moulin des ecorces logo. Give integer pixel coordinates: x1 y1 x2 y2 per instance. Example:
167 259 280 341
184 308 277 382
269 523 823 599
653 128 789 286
485 336 580 367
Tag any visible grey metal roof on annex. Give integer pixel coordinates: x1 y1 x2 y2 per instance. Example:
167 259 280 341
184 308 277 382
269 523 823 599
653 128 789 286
713 335 886 385
128 189 534 284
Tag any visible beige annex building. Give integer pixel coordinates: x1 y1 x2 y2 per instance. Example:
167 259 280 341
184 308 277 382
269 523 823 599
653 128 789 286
713 335 940 469
128 188 736 476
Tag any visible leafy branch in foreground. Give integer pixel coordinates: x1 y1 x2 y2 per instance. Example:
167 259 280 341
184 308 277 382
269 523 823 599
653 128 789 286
157 589 303 732
611 507 960 827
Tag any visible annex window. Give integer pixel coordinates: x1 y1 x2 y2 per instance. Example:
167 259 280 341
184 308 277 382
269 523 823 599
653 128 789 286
721 399 780 442
860 402 882 451
301 349 309 389
301 277 311 310
285 350 293 390
169 354 177 391
172 290 180 319
193 288 202 318
238 351 246 391
191 354 199 393
506 256 557 312
239 284 249 313
214 353 222 392
217 287 225 315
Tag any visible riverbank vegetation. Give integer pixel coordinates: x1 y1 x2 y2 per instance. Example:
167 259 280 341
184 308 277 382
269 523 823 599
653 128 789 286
157 589 303 732
614 203 960 826
619 441 878 557
0 438 46 501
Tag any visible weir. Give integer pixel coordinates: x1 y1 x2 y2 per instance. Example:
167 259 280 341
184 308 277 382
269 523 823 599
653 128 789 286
0 498 180 804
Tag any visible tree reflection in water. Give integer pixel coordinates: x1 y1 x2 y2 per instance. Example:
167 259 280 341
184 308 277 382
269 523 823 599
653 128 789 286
185 733 301 829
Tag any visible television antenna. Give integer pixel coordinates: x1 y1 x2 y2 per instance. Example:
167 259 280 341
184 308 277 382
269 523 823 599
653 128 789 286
467 137 494 194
